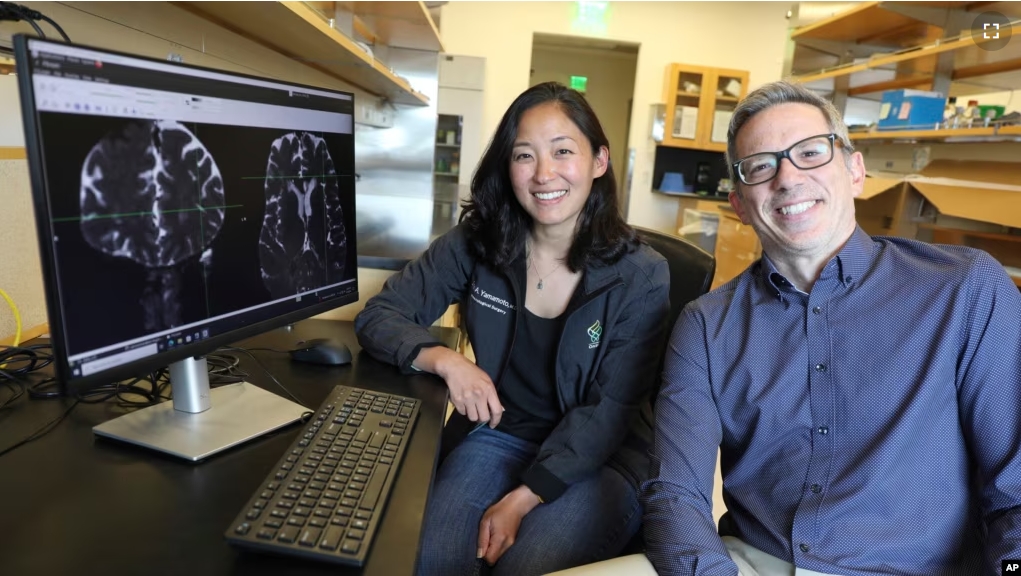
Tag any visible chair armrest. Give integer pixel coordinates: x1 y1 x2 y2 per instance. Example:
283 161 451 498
542 554 657 576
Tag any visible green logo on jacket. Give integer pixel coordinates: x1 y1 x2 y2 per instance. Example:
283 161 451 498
587 320 602 349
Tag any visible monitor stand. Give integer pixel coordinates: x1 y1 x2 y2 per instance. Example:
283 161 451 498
93 356 309 461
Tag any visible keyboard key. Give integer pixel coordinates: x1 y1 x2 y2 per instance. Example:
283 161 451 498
299 527 322 547
330 516 349 527
257 528 276 540
320 526 345 550
355 510 371 520
287 517 306 527
277 527 298 543
347 529 365 541
234 522 251 535
309 517 327 528
342 539 361 554
264 518 283 529
351 519 368 530
359 463 390 511
293 507 311 517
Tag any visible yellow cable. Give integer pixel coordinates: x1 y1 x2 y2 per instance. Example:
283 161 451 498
0 287 23 349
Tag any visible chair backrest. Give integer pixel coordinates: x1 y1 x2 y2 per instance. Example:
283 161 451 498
634 226 716 330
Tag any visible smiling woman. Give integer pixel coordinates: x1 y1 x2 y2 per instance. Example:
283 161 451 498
354 82 671 576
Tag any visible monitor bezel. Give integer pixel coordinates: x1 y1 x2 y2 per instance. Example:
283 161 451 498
13 34 359 394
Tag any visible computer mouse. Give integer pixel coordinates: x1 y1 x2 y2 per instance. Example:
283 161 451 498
288 339 353 366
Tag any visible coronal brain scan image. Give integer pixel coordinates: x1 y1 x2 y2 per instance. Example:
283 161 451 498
259 131 348 298
79 119 225 330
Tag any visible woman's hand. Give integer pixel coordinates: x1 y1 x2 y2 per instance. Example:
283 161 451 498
477 485 542 565
412 346 503 427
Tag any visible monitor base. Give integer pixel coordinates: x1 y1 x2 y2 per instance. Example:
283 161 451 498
93 382 310 462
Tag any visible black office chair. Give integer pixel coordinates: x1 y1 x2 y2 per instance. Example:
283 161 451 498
633 225 716 331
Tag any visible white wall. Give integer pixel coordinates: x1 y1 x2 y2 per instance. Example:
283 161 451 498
0 75 24 146
439 1 791 233
530 45 637 200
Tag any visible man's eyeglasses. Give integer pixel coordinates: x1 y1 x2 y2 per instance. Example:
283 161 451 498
732 133 839 186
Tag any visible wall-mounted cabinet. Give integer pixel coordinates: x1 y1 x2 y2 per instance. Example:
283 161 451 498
661 64 748 153
177 1 439 106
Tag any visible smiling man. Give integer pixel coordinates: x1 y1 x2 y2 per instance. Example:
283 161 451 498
641 80 1021 575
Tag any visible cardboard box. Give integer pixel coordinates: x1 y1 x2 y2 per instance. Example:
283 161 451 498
856 160 1021 287
877 89 945 131
859 160 1021 231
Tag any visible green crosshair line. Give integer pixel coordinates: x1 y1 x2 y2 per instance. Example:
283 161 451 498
52 204 244 223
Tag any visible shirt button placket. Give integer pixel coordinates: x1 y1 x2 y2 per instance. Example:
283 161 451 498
796 296 833 563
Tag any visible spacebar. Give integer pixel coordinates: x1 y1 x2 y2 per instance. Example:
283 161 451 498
359 463 391 510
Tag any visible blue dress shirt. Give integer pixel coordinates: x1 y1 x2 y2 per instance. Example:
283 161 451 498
642 227 1021 576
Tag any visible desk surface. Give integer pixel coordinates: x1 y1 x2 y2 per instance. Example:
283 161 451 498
0 319 454 576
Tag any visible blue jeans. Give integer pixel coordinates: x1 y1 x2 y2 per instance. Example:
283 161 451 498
416 427 642 576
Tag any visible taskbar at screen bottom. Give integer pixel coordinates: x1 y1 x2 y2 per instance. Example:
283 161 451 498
66 283 357 379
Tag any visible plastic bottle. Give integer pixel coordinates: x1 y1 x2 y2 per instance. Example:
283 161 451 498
943 96 957 129
963 100 980 128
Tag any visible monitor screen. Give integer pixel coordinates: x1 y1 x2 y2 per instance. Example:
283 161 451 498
16 37 358 393
15 36 360 460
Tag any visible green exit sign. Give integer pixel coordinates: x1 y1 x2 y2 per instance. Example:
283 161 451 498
570 76 588 93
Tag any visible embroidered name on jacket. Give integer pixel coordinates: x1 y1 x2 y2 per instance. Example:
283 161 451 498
587 320 603 349
471 282 516 315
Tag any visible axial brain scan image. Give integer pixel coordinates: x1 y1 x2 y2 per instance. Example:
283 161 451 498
79 119 225 267
259 131 347 298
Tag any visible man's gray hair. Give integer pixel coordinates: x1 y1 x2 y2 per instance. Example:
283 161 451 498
726 80 854 182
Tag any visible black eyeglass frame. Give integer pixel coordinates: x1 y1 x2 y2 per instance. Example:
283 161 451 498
732 133 840 186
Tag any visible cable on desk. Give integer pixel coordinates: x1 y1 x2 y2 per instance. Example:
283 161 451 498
217 346 308 409
0 398 79 459
1 344 54 407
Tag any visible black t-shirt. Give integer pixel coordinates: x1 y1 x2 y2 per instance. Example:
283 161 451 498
495 306 564 444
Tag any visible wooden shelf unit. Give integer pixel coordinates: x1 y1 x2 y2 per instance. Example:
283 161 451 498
177 1 436 106
791 2 1021 99
848 125 1021 142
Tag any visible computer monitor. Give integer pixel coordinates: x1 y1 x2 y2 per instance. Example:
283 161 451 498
14 36 358 461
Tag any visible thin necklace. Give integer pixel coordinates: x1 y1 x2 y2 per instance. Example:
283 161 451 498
529 254 563 291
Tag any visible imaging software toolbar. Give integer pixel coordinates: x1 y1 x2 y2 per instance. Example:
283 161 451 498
32 75 353 134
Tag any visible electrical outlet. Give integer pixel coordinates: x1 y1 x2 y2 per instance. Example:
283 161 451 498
354 100 394 128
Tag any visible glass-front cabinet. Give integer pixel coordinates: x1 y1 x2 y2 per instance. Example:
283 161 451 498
662 64 749 153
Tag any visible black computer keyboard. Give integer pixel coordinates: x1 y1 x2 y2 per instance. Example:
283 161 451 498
226 385 420 566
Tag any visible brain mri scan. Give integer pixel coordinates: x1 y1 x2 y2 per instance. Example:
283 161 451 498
79 120 224 330
259 131 347 299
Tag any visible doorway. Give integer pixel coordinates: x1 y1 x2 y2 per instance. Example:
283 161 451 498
529 33 639 217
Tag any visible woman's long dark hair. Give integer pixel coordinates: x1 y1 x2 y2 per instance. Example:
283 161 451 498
459 82 638 272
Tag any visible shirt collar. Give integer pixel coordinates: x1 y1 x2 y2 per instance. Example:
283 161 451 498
756 226 877 301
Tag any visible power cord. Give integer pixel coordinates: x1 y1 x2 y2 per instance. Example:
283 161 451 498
0 2 71 41
0 345 310 458
217 346 308 408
